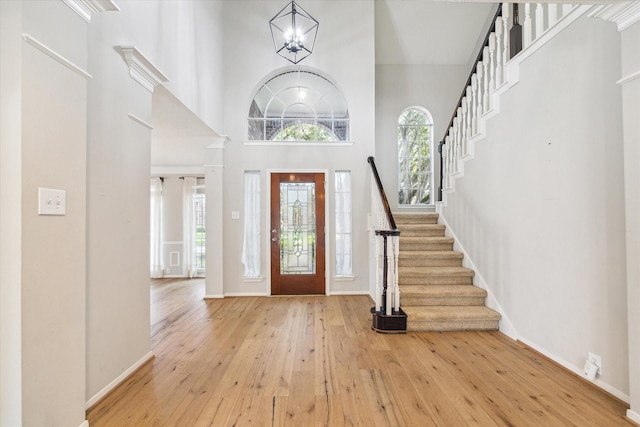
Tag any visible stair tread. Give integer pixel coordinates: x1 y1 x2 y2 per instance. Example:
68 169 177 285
403 305 501 321
401 284 486 297
399 266 475 276
399 224 446 229
399 251 463 259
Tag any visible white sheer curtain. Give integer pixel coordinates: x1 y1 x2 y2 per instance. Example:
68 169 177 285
150 177 164 278
183 176 198 278
241 171 261 277
335 171 352 276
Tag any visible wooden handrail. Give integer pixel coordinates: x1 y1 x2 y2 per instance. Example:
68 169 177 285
367 156 398 231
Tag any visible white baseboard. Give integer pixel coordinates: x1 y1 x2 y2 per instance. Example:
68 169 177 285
222 292 270 297
85 351 154 410
203 294 224 299
627 409 640 424
78 421 89 427
329 290 371 296
519 336 630 404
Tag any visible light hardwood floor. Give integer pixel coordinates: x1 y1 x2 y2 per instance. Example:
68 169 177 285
87 278 634 426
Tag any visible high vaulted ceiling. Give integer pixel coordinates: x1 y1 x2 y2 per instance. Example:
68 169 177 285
375 0 497 65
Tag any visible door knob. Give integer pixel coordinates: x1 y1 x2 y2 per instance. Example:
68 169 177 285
271 237 278 242
272 229 277 233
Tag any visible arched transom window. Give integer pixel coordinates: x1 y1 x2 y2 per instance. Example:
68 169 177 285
398 107 433 205
248 69 349 142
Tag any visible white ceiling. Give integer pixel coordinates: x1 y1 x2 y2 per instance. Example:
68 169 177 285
375 0 497 65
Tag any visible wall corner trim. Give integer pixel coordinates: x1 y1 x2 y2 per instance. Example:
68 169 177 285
588 1 640 31
22 34 92 79
62 0 119 22
114 46 169 92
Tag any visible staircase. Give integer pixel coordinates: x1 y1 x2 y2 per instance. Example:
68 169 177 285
396 213 501 332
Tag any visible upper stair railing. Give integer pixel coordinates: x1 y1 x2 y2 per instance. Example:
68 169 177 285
438 2 578 201
368 156 405 332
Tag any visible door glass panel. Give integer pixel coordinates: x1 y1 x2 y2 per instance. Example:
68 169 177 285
280 182 316 275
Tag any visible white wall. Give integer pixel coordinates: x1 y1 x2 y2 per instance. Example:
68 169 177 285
219 1 376 296
621 19 640 421
441 17 629 397
375 64 469 211
1 1 88 425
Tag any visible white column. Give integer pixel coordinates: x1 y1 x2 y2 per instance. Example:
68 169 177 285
0 2 23 424
204 138 228 298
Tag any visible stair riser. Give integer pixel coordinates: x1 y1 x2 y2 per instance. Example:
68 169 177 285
402 297 486 306
407 320 499 332
399 259 463 267
400 242 453 251
400 277 473 285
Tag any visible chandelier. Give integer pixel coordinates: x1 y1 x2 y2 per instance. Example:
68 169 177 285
269 1 319 64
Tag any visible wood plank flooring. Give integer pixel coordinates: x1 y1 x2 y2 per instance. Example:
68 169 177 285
87 278 634 426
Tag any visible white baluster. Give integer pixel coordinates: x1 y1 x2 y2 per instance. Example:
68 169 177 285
502 3 510 64
489 32 496 92
471 74 478 135
465 87 472 142
523 3 533 48
495 17 504 87
456 108 463 162
393 236 400 311
476 62 484 116
548 3 558 28
461 100 468 156
443 138 450 188
536 3 545 39
482 47 490 112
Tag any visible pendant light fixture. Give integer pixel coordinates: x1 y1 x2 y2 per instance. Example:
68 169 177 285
269 1 319 64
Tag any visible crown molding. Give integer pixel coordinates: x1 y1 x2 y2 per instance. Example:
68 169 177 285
589 1 640 31
62 0 119 23
207 135 231 149
114 46 169 92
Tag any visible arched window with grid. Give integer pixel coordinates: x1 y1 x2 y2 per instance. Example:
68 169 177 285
247 68 349 142
398 107 433 205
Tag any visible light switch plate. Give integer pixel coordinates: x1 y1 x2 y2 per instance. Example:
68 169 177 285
38 188 66 215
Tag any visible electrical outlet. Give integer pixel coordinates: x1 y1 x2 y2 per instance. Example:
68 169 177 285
588 352 602 375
